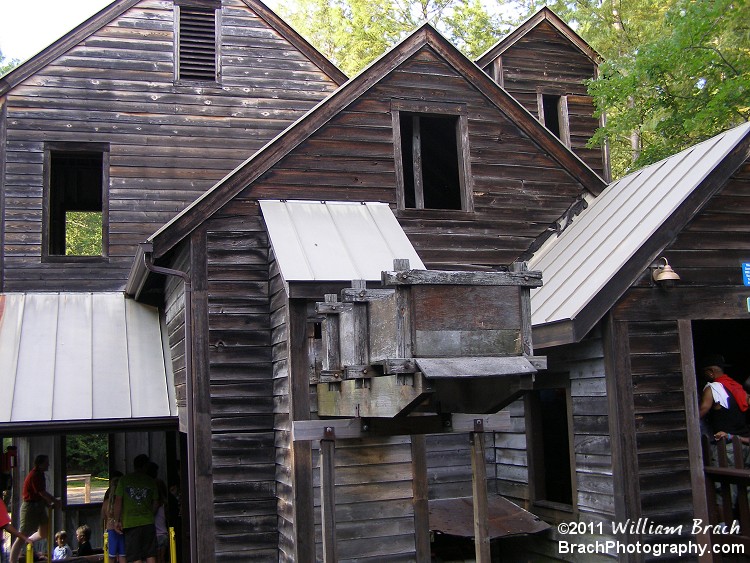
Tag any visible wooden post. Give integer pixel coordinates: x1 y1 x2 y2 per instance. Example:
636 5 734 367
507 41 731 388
351 280 369 366
470 421 491 562
392 259 412 359
323 294 341 372
320 427 337 563
411 435 431 562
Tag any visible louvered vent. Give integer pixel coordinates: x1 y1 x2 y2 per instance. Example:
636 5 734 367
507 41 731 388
179 7 217 81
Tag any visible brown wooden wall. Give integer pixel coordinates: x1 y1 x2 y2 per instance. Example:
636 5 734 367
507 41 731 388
483 20 607 179
164 243 190 430
241 46 590 270
203 200 277 561
604 160 750 541
494 332 618 560
1 0 338 292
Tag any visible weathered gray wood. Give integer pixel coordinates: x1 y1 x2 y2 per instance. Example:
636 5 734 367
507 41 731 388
416 356 538 378
470 429 491 562
320 431 337 563
316 374 432 418
382 269 543 287
322 294 341 373
410 435 430 563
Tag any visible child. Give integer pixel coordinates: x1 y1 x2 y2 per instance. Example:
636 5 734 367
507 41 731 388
0 498 32 548
101 471 126 563
53 530 72 560
75 524 93 556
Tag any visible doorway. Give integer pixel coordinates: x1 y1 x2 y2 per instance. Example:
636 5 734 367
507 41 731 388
692 319 750 387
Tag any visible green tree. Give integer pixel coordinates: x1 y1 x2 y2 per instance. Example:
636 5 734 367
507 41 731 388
587 0 750 177
280 0 506 74
1 49 20 76
66 434 109 477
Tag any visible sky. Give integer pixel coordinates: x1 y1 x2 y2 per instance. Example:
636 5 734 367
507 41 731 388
0 0 114 63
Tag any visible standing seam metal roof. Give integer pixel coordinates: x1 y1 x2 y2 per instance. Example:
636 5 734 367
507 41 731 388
530 122 750 327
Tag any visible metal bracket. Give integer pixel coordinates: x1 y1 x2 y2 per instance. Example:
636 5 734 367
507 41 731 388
323 426 336 442
473 418 484 433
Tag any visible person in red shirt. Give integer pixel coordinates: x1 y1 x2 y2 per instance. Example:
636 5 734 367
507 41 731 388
0 497 31 547
9 454 61 563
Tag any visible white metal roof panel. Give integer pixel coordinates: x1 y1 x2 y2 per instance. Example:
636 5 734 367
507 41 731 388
530 122 750 327
260 200 425 281
0 292 175 424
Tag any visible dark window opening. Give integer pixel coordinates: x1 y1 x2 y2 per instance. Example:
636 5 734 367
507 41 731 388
399 113 463 210
529 387 573 505
49 151 104 256
542 94 562 139
178 6 217 81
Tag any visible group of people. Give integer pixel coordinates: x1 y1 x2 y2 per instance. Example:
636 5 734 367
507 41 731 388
3 452 170 563
102 454 169 563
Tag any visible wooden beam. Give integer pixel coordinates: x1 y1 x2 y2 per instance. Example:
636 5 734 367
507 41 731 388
320 428 337 563
602 314 642 551
292 412 511 441
289 300 316 562
678 320 713 562
382 269 543 287
470 427 491 562
411 435 431 562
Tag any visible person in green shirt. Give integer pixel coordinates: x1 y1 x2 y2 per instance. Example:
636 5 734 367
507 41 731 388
113 454 158 563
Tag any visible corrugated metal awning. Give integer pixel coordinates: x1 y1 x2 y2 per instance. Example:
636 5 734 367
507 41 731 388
259 200 425 282
0 293 176 426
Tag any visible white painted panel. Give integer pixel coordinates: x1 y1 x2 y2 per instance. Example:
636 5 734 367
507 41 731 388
0 295 25 422
287 202 358 280
53 293 93 420
92 294 132 419
260 200 314 280
366 203 425 271
125 299 170 418
12 294 58 422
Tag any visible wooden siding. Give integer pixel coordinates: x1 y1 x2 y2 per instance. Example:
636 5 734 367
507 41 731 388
627 320 694 547
1 0 338 292
241 46 590 270
165 242 190 430
494 331 618 560
487 20 606 179
204 200 277 561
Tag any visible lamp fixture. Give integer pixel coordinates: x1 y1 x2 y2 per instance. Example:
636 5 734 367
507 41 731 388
652 256 680 286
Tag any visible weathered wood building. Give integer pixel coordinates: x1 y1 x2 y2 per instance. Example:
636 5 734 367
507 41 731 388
124 15 609 560
7 1 743 561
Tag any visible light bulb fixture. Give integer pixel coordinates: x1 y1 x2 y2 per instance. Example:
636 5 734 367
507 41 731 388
652 256 680 287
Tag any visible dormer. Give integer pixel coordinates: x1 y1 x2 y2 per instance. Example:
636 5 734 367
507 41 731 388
476 8 610 181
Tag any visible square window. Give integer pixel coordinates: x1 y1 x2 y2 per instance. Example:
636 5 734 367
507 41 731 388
45 147 108 258
393 101 473 212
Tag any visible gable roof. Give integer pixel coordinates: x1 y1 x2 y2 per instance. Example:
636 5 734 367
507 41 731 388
529 121 750 348
475 7 602 70
0 0 346 96
139 23 605 266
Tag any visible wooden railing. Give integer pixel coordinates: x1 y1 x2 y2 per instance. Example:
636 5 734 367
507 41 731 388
701 435 750 552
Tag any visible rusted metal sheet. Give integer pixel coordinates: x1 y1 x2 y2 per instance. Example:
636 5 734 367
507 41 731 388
429 496 550 539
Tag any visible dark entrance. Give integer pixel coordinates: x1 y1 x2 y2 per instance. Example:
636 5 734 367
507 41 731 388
692 319 750 388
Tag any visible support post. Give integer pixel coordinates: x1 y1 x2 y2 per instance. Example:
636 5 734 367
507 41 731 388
411 435 431 562
470 420 491 562
320 426 338 563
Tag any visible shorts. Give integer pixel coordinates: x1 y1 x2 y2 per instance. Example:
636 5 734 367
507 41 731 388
19 500 47 535
107 529 126 557
124 524 157 561
156 534 168 550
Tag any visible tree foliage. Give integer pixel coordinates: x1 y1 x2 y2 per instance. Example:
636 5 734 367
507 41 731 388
587 0 750 177
66 434 109 477
279 0 511 74
0 49 20 76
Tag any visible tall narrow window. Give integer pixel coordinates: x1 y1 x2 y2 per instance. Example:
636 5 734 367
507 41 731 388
177 5 218 82
539 93 571 147
46 145 108 258
527 386 574 506
393 101 473 212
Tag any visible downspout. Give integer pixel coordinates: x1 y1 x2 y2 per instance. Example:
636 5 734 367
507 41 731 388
141 244 198 563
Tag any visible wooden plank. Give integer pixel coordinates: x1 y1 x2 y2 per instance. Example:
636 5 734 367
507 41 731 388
678 320 712 561
382 269 543 287
410 435 430 563
470 430 491 562
320 432 337 563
